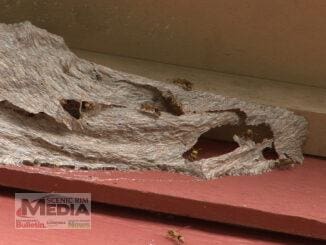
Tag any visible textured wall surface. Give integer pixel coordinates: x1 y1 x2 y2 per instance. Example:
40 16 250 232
0 0 326 88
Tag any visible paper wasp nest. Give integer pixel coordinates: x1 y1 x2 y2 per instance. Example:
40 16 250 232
0 22 307 179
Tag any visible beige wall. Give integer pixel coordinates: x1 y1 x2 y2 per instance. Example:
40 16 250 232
1 0 326 88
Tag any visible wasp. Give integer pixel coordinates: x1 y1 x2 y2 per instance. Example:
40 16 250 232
166 229 185 244
172 78 193 91
81 101 96 112
163 91 184 116
240 128 254 141
139 102 161 118
185 147 200 162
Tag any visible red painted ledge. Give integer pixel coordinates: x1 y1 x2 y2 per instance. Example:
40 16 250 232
2 188 322 245
0 140 325 240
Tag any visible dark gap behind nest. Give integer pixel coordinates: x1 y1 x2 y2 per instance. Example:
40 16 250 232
202 123 274 144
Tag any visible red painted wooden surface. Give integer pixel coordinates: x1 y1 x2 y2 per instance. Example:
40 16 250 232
0 187 323 245
0 139 325 240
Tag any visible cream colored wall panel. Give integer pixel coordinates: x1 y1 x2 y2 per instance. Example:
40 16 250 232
1 0 326 88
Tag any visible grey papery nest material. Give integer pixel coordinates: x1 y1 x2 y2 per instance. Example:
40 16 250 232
0 22 307 179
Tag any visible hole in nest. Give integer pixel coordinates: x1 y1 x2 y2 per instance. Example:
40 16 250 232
262 145 279 160
183 136 239 162
183 120 274 162
60 99 81 119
